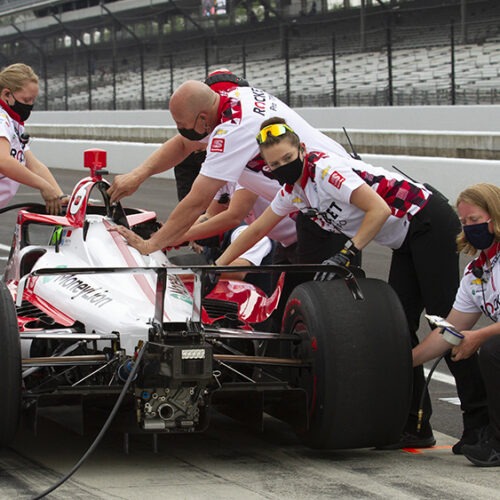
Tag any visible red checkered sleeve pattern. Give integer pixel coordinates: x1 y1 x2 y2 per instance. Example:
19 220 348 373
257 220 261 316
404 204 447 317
220 97 242 125
354 170 429 219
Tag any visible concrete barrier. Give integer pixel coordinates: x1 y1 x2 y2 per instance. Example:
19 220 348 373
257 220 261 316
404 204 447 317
363 154 499 203
29 105 500 131
26 124 500 160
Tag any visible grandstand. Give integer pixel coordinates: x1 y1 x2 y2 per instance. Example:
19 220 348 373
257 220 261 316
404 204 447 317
0 0 498 109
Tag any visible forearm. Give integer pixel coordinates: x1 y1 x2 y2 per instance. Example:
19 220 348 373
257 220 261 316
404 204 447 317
112 175 224 254
0 157 52 191
221 257 252 281
145 203 205 253
135 135 198 179
144 176 221 251
179 211 243 244
469 323 500 345
351 206 390 250
26 159 63 194
412 329 450 367
348 184 391 250
216 224 266 266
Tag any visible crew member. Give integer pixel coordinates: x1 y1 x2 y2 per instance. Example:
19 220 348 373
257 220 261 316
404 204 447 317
413 183 499 465
0 63 66 214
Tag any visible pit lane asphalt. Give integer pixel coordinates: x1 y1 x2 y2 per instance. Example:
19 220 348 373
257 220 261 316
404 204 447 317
0 169 498 500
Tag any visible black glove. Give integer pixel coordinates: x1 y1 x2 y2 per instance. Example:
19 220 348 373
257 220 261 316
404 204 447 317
314 242 359 282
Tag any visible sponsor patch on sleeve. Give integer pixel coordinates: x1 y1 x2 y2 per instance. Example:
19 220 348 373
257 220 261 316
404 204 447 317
328 171 345 189
210 138 225 153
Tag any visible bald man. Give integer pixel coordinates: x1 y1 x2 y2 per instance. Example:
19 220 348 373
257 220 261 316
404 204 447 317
109 80 351 254
169 70 249 201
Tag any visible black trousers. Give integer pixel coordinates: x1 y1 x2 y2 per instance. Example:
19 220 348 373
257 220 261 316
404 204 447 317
479 335 500 445
173 150 206 201
270 242 299 332
295 212 361 266
389 192 488 434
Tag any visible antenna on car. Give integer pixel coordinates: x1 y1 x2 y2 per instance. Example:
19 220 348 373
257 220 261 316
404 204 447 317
391 163 418 183
342 127 362 160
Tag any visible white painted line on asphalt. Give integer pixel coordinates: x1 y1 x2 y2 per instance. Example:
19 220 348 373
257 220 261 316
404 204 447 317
0 243 10 252
424 368 456 387
439 397 461 406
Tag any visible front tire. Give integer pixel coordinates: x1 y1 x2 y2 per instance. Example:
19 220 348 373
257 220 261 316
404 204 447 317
283 278 412 449
0 280 21 448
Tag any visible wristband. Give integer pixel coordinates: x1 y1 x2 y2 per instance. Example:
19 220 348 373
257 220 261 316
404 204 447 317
343 239 360 255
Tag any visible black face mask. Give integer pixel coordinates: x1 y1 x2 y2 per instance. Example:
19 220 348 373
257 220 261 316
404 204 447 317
10 99 33 122
177 127 208 141
270 154 303 186
463 221 494 250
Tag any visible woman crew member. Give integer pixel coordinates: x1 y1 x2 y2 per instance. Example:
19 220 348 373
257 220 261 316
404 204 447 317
0 63 65 214
413 183 500 466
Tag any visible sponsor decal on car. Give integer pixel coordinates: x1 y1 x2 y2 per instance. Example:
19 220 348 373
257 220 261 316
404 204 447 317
168 275 193 305
53 274 113 307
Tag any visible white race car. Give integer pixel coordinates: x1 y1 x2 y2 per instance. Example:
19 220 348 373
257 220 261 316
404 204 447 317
0 149 412 451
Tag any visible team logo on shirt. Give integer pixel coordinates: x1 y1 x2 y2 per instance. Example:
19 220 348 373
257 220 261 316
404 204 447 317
328 171 345 189
320 167 330 180
210 138 225 153
215 129 228 135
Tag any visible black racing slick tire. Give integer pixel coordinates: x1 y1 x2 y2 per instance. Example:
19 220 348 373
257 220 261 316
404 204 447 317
0 280 21 448
282 278 412 449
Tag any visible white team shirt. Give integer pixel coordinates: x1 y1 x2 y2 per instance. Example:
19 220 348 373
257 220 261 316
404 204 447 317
453 245 500 322
231 225 273 266
200 86 351 196
0 109 30 208
214 182 297 248
270 152 430 250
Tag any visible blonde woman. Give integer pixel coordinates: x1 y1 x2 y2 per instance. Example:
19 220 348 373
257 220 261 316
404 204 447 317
414 183 500 466
0 63 65 214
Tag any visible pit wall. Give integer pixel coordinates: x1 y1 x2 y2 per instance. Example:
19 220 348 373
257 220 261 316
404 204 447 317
27 106 499 202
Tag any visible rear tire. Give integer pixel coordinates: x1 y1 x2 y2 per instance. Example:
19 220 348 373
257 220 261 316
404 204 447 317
282 278 412 449
0 280 21 448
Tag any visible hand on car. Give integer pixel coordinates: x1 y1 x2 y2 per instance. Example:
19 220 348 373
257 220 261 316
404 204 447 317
40 184 64 215
109 225 151 255
107 173 140 204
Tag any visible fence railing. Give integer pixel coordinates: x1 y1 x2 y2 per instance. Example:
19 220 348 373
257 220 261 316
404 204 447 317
13 19 500 109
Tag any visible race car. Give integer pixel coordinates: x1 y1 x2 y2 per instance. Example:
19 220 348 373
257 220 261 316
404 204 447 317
0 149 412 451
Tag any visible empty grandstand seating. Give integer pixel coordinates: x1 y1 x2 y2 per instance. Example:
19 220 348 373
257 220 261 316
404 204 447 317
43 37 498 110
4 0 499 108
